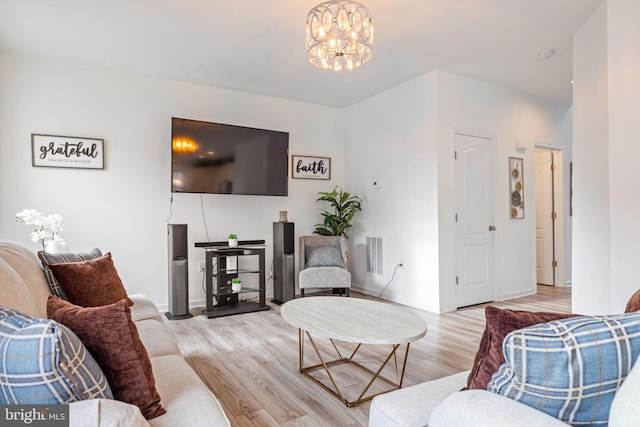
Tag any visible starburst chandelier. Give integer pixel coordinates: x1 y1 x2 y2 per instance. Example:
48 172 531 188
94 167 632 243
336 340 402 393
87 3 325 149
306 0 374 71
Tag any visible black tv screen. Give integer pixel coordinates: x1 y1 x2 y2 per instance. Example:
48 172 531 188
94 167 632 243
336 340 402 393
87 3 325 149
171 118 289 196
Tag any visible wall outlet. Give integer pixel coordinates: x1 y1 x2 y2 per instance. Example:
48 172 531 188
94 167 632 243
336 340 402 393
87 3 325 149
198 261 205 272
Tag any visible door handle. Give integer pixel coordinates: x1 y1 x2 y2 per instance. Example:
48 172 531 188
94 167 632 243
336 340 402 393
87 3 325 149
488 225 496 231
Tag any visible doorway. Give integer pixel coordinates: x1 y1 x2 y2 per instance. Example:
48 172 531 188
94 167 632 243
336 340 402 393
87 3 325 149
454 132 496 308
534 147 566 287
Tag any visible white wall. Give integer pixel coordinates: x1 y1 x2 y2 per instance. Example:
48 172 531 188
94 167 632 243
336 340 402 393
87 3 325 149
0 52 345 309
346 69 570 313
607 0 640 312
573 0 640 314
0 52 578 315
436 72 570 311
346 73 440 312
572 1 610 314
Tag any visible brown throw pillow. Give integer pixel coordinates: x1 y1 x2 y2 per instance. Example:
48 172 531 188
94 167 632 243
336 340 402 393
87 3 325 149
48 253 133 307
625 289 640 313
465 305 576 390
37 248 103 299
47 296 165 419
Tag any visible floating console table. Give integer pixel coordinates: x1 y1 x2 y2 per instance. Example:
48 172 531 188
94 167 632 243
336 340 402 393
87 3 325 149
196 240 270 318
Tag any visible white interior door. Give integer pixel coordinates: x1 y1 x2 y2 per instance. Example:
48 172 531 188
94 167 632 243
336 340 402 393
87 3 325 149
536 149 555 285
454 133 495 308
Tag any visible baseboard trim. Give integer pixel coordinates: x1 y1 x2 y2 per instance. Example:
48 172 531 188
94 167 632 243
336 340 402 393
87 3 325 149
156 298 205 314
497 288 536 301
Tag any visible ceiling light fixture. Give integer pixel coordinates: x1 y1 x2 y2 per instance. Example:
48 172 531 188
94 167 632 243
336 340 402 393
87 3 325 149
172 138 198 154
537 49 555 60
306 0 374 71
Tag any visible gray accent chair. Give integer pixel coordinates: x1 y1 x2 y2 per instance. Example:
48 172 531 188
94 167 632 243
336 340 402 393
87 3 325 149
298 236 351 297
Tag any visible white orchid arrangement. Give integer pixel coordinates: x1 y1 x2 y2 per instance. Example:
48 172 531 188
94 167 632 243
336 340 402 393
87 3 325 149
15 209 64 250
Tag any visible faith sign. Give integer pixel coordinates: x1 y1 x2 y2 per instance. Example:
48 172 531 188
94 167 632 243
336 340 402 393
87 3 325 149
292 155 331 180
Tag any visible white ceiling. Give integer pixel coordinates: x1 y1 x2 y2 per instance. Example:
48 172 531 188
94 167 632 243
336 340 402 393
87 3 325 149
0 0 602 108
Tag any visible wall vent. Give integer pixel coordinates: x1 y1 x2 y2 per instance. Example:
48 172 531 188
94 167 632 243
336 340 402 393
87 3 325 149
366 237 383 275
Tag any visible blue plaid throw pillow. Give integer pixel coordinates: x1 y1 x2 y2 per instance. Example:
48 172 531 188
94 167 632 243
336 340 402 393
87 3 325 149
488 312 640 427
0 306 113 404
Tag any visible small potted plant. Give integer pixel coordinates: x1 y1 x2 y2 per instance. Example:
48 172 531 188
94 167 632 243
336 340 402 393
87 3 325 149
228 234 238 247
231 277 242 293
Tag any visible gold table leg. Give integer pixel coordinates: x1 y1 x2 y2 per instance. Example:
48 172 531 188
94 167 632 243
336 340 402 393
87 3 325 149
296 328 412 407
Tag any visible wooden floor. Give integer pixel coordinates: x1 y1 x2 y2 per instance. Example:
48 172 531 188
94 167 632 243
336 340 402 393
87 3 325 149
163 285 571 427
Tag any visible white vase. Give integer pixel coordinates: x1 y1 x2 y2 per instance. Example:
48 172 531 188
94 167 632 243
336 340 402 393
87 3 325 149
228 239 238 247
231 282 241 293
45 238 69 254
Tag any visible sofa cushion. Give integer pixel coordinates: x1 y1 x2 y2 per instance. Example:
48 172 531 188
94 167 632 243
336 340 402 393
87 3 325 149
47 296 165 419
38 248 103 299
1 242 53 318
488 312 640 427
299 266 351 289
48 253 133 307
0 257 40 317
609 356 640 427
129 294 162 322
135 319 181 358
149 355 230 427
0 306 112 404
369 370 469 427
465 306 575 390
305 245 345 268
69 399 150 427
430 390 570 427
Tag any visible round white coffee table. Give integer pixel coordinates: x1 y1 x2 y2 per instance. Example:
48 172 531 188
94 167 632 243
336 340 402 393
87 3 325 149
281 297 427 407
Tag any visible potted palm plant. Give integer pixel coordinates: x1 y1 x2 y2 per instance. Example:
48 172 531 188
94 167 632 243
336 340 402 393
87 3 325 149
313 186 362 238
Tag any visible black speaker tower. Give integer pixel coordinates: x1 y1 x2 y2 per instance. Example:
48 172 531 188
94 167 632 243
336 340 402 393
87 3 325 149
166 224 193 320
272 221 295 304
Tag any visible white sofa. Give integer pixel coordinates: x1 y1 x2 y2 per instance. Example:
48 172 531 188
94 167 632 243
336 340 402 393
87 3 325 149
369 348 640 426
368 371 568 427
0 241 230 427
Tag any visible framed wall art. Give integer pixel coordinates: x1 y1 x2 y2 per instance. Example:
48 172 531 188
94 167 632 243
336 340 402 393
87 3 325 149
291 155 331 180
509 157 524 219
32 134 104 169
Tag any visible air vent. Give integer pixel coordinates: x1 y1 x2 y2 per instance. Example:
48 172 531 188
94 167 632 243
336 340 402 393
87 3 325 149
366 237 383 275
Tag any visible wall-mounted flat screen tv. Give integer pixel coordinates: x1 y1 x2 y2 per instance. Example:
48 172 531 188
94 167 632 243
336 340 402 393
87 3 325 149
171 118 289 196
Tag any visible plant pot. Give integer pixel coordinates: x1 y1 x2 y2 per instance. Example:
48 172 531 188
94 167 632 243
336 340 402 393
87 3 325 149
45 238 69 254
228 239 238 247
231 282 241 293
